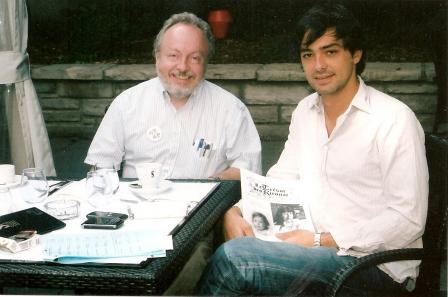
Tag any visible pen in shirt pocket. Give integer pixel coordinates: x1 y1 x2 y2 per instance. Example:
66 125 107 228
193 138 204 151
202 143 213 157
193 138 213 158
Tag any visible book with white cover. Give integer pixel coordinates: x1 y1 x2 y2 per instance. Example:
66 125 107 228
240 169 315 241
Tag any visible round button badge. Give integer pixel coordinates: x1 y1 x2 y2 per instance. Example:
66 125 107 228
147 126 162 142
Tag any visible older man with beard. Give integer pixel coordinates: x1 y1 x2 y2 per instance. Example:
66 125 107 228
85 12 261 181
84 12 261 295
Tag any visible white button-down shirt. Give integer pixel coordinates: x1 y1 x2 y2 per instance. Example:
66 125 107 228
85 78 261 178
267 78 428 283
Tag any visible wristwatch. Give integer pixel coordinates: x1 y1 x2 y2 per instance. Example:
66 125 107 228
313 232 321 247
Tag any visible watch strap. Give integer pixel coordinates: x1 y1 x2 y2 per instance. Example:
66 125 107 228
313 232 321 247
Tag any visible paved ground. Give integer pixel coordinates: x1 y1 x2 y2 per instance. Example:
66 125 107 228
50 137 285 179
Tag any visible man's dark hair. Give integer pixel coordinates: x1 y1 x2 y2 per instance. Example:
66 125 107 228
297 2 366 75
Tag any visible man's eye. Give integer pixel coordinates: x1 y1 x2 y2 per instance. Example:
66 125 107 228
301 53 312 59
326 50 337 56
190 56 202 63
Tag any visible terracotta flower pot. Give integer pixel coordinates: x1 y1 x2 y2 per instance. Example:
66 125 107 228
208 9 233 39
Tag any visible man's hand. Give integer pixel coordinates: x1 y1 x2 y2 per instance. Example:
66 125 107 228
214 167 240 180
276 230 314 246
222 206 255 241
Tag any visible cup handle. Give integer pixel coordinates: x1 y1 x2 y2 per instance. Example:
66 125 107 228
161 166 170 179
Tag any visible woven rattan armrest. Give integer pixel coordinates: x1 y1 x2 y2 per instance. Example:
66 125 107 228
325 248 426 297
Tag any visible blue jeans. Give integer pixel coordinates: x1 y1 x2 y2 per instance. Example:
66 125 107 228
198 237 405 296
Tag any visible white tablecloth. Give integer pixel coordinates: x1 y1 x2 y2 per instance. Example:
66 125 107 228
0 180 218 264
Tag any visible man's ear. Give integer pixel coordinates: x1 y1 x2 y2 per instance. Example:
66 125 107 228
353 50 363 64
154 52 160 64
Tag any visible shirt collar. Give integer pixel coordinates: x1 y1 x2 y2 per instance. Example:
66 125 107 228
307 93 321 111
349 77 371 114
155 77 204 106
307 76 371 114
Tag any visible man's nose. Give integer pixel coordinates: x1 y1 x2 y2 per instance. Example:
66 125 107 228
315 54 327 71
176 57 189 71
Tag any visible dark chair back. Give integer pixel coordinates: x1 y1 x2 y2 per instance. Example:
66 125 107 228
414 134 447 295
326 134 447 297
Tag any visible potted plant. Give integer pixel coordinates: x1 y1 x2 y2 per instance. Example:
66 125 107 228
207 9 233 39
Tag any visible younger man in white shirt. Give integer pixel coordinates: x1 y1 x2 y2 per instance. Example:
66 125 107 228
199 3 428 296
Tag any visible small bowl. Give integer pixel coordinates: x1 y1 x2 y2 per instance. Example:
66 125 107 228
44 195 80 220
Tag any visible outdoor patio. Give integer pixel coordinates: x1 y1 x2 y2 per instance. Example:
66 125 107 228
0 0 446 295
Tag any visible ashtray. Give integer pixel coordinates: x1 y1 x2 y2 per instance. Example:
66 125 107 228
44 195 80 220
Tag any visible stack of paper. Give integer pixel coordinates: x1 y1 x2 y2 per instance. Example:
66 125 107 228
41 228 173 264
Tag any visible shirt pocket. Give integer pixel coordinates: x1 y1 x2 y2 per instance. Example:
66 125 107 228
190 139 227 175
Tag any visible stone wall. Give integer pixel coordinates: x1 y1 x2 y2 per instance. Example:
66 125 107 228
32 63 437 141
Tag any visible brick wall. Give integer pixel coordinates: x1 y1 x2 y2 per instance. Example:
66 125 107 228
32 63 437 141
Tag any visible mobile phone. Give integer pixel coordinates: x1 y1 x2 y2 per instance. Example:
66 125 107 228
81 216 124 229
86 211 128 221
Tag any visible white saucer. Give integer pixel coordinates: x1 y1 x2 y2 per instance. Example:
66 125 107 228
0 175 24 188
128 180 173 199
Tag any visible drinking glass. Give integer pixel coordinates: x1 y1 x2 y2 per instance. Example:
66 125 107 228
85 168 119 208
0 185 13 215
21 168 48 204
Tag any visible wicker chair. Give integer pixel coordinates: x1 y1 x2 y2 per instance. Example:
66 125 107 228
325 134 448 297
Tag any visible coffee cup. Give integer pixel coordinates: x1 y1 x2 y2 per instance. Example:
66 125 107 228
135 162 163 188
0 164 15 185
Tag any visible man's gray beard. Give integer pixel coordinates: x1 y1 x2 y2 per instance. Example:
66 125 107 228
157 73 197 100
159 77 204 101
166 86 194 100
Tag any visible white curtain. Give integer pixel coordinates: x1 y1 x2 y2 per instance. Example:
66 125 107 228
0 0 56 176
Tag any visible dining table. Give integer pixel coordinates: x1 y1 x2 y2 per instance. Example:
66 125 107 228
0 177 241 295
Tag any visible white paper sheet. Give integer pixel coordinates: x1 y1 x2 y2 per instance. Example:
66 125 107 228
42 228 172 259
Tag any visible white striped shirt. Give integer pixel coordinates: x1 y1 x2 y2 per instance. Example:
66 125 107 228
85 77 261 178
